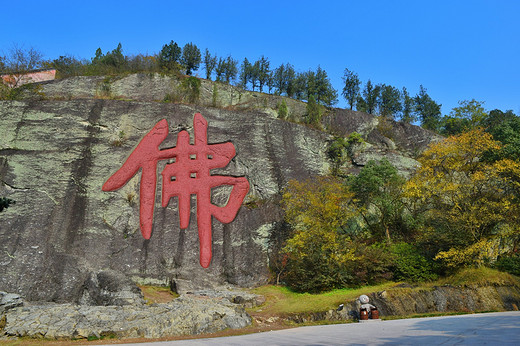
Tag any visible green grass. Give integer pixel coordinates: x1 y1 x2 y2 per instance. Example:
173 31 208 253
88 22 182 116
433 267 519 287
249 283 396 315
248 267 520 317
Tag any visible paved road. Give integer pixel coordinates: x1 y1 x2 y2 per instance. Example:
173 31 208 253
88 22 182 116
117 311 520 345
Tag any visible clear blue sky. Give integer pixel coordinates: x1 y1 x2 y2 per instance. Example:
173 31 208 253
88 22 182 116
3 0 519 114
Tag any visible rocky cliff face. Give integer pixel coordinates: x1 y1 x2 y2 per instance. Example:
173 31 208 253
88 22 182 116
0 74 439 303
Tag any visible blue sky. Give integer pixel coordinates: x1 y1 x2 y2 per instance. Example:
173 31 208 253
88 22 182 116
3 0 519 114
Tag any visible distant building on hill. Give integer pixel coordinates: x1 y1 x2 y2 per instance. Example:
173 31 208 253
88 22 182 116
1 68 56 88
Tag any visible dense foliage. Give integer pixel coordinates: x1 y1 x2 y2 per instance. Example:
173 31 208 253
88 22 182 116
281 177 380 292
280 117 520 291
348 159 411 243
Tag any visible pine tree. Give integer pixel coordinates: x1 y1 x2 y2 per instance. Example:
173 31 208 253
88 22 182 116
203 48 217 80
158 40 181 71
342 68 361 110
379 84 402 118
400 87 415 123
414 85 441 131
180 42 201 75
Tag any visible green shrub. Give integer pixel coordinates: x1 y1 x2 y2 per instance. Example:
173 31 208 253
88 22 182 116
96 76 112 98
327 136 348 176
284 252 354 293
305 95 321 127
0 197 14 212
211 84 219 107
163 93 179 103
180 76 201 103
0 83 46 100
278 99 288 119
350 243 395 285
390 242 438 282
346 132 364 145
283 242 394 292
495 253 520 276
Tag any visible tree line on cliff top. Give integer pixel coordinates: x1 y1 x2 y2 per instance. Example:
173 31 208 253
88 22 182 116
3 41 513 138
3 41 449 132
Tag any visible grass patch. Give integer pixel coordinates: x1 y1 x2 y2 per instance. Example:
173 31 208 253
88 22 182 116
249 283 396 315
138 285 178 304
248 267 520 317
432 267 520 287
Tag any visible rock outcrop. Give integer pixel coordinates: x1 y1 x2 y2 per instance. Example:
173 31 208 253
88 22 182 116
285 283 520 323
0 292 23 315
2 294 251 339
324 108 441 176
369 284 520 316
79 270 145 306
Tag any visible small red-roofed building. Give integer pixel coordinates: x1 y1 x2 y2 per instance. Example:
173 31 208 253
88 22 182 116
1 68 56 88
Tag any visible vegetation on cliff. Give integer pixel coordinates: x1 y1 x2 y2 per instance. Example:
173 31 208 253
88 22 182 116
2 43 519 296
2 42 436 129
279 124 520 292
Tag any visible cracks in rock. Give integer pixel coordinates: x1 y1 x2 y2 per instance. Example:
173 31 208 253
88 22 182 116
2 180 29 192
35 189 58 205
69 176 87 193
109 244 129 258
2 180 58 205
263 123 285 194
34 190 59 205
49 100 104 253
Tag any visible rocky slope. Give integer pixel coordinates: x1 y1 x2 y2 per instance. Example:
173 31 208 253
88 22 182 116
287 283 520 323
0 74 440 303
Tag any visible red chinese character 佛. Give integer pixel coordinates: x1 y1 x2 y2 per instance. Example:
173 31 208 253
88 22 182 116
102 113 249 268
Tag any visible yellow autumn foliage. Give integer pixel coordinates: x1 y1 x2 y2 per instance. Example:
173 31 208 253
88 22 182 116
279 176 374 291
434 239 496 268
282 176 358 234
282 176 360 265
404 128 520 265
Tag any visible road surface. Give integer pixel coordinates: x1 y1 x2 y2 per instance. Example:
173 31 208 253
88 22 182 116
116 311 520 345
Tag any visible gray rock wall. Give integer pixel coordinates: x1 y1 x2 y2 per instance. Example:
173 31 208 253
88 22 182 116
0 74 439 303
324 108 442 176
0 98 329 302
40 73 307 119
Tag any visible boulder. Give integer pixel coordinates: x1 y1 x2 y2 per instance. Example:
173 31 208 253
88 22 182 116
188 289 266 308
0 292 23 315
79 270 145 306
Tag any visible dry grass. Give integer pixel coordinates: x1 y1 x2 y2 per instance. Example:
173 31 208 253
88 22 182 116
138 285 178 304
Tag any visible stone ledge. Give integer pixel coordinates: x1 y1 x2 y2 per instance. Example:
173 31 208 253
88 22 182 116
2 294 251 339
